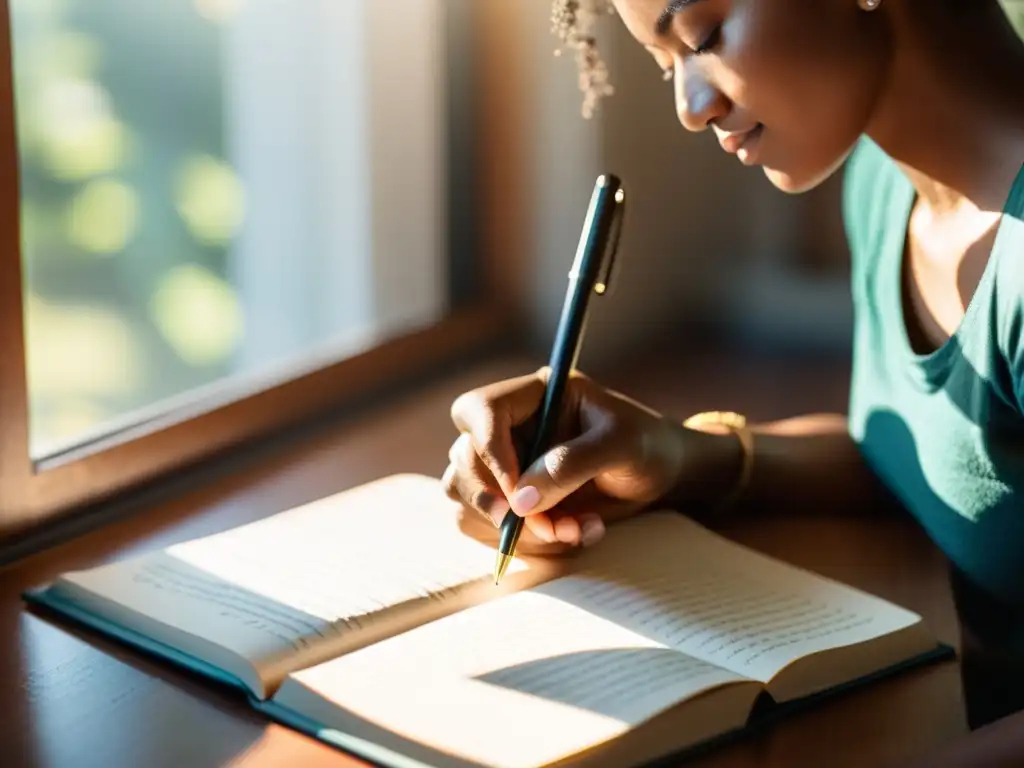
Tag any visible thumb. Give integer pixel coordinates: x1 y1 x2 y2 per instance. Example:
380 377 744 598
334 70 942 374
509 426 628 517
450 371 548 498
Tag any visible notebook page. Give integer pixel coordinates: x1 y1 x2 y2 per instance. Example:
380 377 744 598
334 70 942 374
51 475 559 691
561 512 923 684
279 585 749 768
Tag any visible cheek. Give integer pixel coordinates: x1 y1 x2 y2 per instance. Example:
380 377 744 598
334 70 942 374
721 1 886 176
728 6 869 119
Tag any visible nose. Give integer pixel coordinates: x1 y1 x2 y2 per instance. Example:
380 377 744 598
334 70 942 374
673 59 729 133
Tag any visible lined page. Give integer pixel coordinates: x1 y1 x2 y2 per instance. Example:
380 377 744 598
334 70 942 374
559 513 923 684
279 587 749 768
51 475 559 691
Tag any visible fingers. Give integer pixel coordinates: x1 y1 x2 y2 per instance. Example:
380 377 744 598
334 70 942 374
520 480 640 548
441 431 607 548
509 428 631 549
441 425 567 547
510 425 633 519
453 503 574 557
447 369 624 551
520 504 609 548
450 372 548 498
442 435 628 550
442 433 508 527
546 486 648 546
444 432 583 555
521 509 558 545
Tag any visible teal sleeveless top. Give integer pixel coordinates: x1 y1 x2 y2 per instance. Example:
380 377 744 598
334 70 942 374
845 137 1024 672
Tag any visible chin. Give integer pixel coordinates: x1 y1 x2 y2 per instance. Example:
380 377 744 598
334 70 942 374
761 164 836 195
761 168 818 194
760 149 855 195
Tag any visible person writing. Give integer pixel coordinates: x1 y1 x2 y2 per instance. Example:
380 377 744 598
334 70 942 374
442 0 1024 763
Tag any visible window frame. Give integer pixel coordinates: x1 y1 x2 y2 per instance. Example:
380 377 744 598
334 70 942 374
0 0 523 544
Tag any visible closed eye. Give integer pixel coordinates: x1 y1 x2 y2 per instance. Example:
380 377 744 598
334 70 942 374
655 0 707 36
693 24 721 55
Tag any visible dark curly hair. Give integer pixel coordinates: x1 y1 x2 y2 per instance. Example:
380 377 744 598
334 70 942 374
550 0 616 118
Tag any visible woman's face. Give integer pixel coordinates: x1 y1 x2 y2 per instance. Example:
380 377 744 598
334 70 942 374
612 0 892 193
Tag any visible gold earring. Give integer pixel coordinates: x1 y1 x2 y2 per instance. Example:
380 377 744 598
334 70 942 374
858 0 881 9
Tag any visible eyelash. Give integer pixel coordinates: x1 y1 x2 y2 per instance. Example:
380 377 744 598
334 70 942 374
693 25 722 55
658 21 722 81
661 23 722 79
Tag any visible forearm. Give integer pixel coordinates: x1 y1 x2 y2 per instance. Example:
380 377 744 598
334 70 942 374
744 412 901 515
673 412 904 519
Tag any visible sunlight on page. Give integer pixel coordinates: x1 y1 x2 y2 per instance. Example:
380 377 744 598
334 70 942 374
563 513 921 683
167 478 529 623
283 589 745 768
53 476 553 691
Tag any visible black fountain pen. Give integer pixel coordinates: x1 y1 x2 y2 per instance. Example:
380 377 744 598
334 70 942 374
494 173 626 585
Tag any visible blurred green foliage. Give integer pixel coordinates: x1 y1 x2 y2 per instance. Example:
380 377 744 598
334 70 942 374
11 0 244 454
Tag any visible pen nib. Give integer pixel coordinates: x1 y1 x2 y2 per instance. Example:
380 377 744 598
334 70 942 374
493 553 512 585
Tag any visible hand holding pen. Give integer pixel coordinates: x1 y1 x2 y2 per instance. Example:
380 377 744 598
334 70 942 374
441 174 743 579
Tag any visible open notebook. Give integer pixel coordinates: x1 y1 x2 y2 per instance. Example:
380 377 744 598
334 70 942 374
25 473 952 768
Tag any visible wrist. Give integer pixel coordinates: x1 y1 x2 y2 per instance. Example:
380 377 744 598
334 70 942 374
686 411 755 516
662 415 750 515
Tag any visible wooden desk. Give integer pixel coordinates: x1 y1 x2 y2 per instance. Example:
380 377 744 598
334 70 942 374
0 352 967 768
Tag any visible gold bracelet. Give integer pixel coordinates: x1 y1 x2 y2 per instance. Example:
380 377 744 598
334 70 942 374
683 410 754 514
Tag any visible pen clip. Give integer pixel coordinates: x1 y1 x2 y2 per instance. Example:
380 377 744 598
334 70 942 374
568 175 625 291
594 186 625 297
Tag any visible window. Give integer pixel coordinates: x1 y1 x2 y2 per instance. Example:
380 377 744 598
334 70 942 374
0 0 508 540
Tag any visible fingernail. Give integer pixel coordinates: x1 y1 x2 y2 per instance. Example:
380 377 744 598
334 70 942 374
510 486 541 516
554 516 581 545
580 516 606 547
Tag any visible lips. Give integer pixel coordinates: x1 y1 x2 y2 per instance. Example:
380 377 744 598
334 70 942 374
718 123 763 155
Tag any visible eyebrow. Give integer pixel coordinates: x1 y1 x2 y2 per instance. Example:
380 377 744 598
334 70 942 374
655 0 706 35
